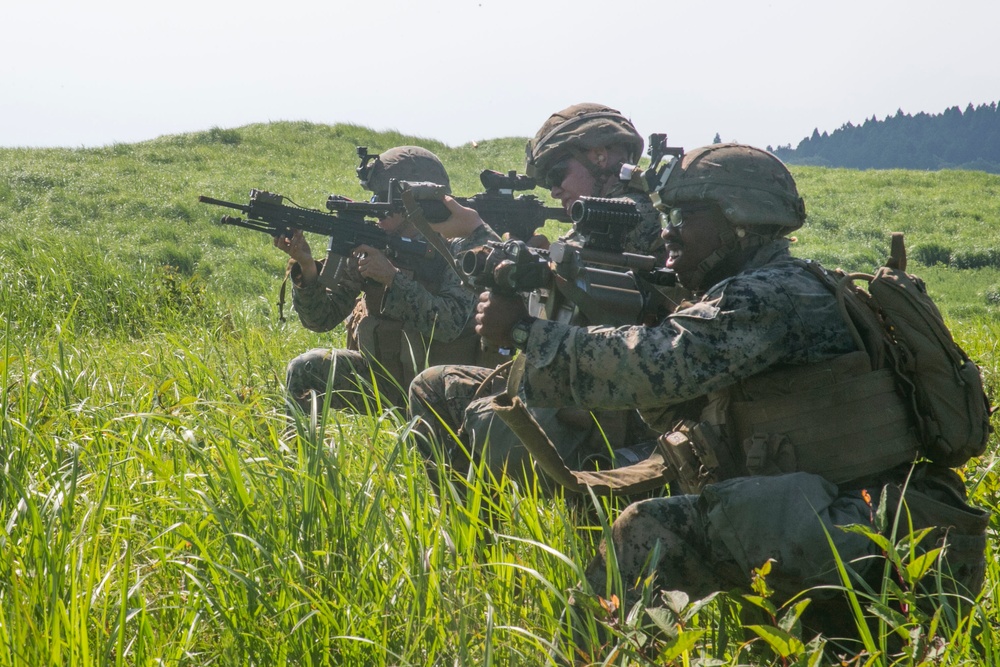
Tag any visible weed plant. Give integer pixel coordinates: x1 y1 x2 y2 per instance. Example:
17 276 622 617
1 123 998 665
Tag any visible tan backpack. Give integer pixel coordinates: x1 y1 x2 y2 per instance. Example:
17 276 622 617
807 233 994 467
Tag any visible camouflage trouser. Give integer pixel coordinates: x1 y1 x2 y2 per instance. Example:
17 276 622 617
409 364 649 492
584 473 878 603
582 470 987 639
285 347 407 416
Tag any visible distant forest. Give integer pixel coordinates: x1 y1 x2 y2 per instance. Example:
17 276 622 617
769 101 1000 173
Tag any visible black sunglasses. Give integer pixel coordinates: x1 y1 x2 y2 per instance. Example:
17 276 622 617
542 158 571 189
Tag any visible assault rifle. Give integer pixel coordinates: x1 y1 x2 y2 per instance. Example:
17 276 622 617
569 196 646 252
199 189 435 287
348 147 570 240
459 238 675 327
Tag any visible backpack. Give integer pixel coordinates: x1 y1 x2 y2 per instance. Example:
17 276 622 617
807 233 994 467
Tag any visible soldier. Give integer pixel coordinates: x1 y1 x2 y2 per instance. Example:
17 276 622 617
277 146 501 415
475 143 988 644
524 102 665 256
408 103 679 491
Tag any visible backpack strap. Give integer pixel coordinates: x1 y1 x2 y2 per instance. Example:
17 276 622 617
887 231 907 271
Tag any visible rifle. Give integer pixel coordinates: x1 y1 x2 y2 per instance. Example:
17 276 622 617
569 196 646 252
459 185 679 326
348 147 570 241
459 237 675 327
199 189 435 287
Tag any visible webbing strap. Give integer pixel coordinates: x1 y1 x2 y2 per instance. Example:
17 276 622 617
888 231 907 271
400 189 469 289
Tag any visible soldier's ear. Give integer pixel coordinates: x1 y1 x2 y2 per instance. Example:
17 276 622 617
585 146 609 168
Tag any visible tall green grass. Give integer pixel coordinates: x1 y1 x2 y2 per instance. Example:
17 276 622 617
1 122 998 665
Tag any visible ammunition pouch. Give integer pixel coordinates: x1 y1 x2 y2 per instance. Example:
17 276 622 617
730 351 921 485
656 421 741 494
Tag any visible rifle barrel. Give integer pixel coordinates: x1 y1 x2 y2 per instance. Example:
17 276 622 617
198 195 249 213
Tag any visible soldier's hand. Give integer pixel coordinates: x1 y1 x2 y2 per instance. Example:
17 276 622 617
526 233 550 250
273 228 313 264
354 245 399 286
274 229 318 285
475 291 528 350
426 196 486 239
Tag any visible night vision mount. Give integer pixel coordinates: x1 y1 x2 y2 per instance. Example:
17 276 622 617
619 133 685 195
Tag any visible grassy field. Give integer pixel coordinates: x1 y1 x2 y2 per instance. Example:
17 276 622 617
1 122 999 665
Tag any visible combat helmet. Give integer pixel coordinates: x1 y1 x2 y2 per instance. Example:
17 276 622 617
525 103 643 183
653 143 805 231
358 146 451 197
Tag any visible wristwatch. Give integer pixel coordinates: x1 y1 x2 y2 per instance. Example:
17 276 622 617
510 316 536 350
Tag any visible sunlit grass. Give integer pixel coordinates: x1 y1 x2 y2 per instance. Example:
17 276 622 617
1 122 998 665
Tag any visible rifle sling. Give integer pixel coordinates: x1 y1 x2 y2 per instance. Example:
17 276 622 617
400 190 470 289
491 354 675 496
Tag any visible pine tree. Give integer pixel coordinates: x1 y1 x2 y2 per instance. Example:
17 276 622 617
775 99 1000 172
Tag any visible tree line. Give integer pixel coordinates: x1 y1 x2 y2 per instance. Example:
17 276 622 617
769 101 1000 173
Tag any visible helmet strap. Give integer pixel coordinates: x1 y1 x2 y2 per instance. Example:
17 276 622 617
689 223 774 291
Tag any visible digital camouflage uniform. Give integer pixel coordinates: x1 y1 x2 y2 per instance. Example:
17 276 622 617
408 187 669 488
502 144 988 642
286 222 500 414
518 238 988 634
408 103 676 490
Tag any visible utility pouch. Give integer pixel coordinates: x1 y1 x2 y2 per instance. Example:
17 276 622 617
882 473 990 599
731 352 921 484
657 421 733 494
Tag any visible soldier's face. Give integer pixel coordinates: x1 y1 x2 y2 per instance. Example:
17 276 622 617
548 157 597 212
378 211 406 234
661 208 731 287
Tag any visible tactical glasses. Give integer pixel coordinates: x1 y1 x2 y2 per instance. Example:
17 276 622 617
660 203 716 231
541 158 571 189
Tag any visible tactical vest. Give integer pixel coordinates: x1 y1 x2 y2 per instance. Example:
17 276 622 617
652 350 920 493
493 350 922 496
346 258 504 390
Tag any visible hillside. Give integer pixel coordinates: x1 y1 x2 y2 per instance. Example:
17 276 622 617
1 122 998 666
4 121 1000 338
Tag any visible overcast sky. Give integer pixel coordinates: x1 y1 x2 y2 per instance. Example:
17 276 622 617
4 0 998 154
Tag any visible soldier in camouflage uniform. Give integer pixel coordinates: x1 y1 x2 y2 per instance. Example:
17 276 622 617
408 103 679 490
277 146 501 415
475 143 987 644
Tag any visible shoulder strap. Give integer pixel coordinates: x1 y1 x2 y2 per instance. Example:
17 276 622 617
400 189 471 290
887 231 906 271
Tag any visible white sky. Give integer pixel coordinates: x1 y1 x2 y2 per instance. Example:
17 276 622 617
3 0 998 153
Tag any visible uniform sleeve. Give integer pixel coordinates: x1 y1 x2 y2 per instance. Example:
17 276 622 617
521 269 849 410
379 223 500 343
290 259 362 333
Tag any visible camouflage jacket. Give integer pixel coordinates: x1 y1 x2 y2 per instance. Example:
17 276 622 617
518 240 857 431
291 223 499 343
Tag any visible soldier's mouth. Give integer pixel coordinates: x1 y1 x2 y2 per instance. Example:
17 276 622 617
665 246 682 268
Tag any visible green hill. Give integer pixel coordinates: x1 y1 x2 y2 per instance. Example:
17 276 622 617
0 122 998 665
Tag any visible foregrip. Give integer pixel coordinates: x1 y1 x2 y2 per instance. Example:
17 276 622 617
570 197 643 228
